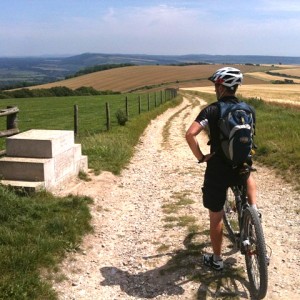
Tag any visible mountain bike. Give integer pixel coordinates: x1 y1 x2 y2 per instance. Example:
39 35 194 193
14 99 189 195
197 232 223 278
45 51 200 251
223 174 269 299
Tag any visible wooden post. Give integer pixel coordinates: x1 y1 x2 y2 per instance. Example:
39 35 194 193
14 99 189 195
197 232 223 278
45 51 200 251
74 105 78 137
138 96 141 114
106 102 110 131
125 96 129 118
6 106 18 130
155 93 157 107
160 90 163 104
147 94 150 111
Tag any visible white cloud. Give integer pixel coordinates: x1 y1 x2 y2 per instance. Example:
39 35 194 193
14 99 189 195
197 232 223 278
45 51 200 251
261 0 300 12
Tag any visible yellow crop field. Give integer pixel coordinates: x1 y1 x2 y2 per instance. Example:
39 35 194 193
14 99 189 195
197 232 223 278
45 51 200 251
183 83 300 106
245 72 300 83
269 67 300 77
29 64 275 93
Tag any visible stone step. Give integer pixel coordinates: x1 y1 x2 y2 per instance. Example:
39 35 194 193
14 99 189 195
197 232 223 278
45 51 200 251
0 156 53 181
0 147 87 186
0 180 45 192
6 129 74 158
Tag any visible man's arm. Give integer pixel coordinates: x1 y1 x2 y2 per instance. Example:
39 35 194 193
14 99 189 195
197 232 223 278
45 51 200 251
185 121 205 162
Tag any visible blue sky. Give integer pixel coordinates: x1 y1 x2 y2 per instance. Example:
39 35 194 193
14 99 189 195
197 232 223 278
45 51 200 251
1 0 300 57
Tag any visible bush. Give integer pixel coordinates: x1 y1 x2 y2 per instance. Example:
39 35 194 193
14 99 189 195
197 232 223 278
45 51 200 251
115 109 128 126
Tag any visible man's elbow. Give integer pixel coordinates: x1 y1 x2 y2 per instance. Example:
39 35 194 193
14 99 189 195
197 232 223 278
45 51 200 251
185 130 194 143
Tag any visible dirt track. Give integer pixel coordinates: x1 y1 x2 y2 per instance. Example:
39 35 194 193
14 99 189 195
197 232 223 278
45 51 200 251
53 93 300 299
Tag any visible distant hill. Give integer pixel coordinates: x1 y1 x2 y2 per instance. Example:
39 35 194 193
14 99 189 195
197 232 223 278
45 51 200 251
1 53 300 89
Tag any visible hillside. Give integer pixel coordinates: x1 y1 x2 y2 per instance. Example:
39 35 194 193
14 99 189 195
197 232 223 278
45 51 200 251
26 64 276 93
1 53 300 89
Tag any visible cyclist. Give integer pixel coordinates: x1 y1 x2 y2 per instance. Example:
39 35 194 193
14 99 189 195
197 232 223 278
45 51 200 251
185 67 258 271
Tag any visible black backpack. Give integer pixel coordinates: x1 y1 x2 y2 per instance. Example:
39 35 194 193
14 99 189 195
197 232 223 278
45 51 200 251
217 101 255 167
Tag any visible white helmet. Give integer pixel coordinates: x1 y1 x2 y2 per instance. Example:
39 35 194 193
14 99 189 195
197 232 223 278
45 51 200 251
208 67 243 87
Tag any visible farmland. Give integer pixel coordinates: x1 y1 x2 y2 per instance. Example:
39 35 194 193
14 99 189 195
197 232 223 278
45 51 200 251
184 84 300 106
27 64 280 93
176 64 300 106
244 71 300 83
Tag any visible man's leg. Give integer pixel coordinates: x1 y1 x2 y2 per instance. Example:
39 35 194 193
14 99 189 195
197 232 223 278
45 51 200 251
247 173 257 206
209 209 224 259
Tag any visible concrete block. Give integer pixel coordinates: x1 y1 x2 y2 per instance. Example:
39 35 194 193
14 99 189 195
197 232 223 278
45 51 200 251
6 129 74 158
0 157 54 182
1 129 88 192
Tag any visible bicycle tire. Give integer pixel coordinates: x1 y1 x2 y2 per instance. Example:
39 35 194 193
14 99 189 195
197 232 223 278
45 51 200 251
223 187 239 243
242 207 268 299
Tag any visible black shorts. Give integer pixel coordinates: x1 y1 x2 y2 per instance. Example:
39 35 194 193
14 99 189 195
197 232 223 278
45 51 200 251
202 155 249 212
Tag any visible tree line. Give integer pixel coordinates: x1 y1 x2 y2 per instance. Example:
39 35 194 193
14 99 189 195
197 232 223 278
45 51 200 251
65 63 135 79
0 86 119 99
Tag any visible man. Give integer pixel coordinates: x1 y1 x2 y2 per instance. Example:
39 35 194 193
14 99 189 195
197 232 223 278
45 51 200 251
185 67 257 271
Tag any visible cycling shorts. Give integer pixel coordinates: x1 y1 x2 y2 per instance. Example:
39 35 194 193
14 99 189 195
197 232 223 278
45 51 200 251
202 155 249 212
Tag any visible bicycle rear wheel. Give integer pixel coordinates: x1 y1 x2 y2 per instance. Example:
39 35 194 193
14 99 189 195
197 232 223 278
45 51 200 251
242 207 268 299
223 187 239 243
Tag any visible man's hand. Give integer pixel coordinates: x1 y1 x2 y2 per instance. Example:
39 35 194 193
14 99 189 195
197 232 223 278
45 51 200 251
199 152 215 163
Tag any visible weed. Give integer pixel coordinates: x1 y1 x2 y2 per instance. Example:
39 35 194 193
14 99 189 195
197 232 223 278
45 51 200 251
78 171 91 181
115 109 128 126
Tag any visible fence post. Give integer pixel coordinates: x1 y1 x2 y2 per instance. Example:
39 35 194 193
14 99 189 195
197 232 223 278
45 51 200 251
138 96 141 114
125 96 129 118
74 105 78 137
160 90 163 104
147 94 150 111
106 102 110 131
155 93 157 107
6 106 18 130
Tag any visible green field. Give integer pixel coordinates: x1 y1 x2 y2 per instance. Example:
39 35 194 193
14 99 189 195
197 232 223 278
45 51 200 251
0 91 170 147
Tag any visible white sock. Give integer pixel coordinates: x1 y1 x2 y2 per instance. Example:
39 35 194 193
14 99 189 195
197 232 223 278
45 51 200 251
213 254 222 261
251 204 258 210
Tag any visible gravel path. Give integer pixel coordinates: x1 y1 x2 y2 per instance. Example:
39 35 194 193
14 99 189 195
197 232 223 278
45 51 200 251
53 93 300 300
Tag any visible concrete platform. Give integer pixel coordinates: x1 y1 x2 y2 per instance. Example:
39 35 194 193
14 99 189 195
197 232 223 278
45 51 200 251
0 129 88 192
6 129 74 158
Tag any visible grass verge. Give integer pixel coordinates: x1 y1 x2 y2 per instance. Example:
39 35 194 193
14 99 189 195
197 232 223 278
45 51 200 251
0 187 93 299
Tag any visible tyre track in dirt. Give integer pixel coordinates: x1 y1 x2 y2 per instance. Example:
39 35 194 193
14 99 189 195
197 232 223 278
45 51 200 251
53 93 300 300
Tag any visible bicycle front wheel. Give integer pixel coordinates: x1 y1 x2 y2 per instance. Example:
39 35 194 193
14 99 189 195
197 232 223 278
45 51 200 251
242 207 268 299
223 187 239 243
